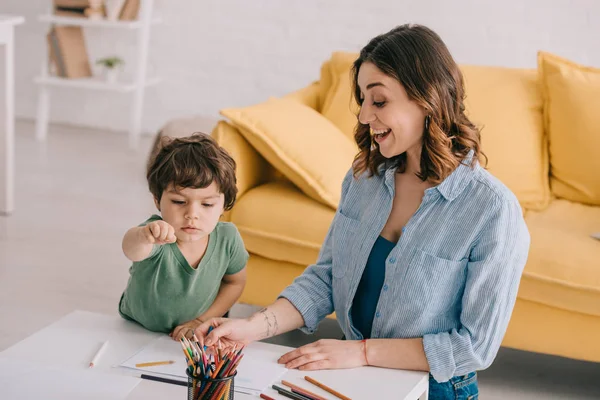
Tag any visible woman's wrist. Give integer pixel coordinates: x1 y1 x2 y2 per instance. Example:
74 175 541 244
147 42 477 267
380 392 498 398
248 307 280 340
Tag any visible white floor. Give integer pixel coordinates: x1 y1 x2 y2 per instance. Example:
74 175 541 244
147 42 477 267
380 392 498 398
1 120 599 399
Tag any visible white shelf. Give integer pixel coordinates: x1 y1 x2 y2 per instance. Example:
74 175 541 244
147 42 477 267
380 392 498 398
35 0 158 149
34 75 162 93
38 14 161 29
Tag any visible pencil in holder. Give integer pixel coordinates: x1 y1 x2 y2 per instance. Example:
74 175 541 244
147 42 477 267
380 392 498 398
186 368 236 400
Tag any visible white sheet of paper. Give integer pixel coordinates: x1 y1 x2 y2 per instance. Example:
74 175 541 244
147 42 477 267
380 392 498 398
0 358 140 400
119 336 188 378
233 345 287 393
119 336 287 393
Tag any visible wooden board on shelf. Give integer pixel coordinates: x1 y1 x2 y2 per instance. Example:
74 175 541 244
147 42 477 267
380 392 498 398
119 0 140 21
49 26 92 78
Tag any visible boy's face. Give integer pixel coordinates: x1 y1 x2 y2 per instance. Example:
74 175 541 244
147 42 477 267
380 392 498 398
156 182 225 243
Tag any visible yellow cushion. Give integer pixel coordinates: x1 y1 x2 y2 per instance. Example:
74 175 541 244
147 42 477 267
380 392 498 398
231 181 334 266
461 65 550 211
319 52 360 139
221 97 356 209
521 199 600 317
239 254 307 307
538 52 600 206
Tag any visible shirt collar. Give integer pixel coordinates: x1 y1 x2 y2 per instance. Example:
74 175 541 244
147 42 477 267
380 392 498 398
434 150 478 201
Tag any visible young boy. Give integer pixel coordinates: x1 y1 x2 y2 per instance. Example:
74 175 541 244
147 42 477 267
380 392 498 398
119 133 248 341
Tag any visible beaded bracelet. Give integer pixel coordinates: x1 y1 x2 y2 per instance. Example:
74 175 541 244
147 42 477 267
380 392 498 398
361 339 370 365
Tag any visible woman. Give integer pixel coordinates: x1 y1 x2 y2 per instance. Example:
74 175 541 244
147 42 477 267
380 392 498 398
195 24 530 399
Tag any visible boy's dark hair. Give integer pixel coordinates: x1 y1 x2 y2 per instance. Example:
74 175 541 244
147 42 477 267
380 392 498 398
147 133 238 211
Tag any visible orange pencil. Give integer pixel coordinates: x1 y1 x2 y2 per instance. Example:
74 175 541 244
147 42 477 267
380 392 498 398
282 380 327 400
210 358 227 379
305 376 352 400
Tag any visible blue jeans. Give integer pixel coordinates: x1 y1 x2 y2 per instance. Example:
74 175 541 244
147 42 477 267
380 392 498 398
429 372 478 400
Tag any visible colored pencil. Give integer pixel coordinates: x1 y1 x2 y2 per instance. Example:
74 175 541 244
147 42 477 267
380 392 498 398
179 327 243 400
282 380 327 400
135 360 175 368
89 340 109 368
260 394 276 400
273 384 311 400
140 374 187 387
304 376 352 400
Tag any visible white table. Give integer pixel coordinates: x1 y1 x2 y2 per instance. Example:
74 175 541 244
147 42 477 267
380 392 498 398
0 311 429 399
0 15 24 215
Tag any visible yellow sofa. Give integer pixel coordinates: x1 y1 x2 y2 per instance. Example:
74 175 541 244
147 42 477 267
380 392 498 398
204 51 600 363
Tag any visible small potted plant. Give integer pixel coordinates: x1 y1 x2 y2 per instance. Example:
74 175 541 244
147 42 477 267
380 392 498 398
96 56 124 84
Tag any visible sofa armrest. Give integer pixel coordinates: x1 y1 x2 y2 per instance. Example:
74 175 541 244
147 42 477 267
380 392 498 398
212 120 275 203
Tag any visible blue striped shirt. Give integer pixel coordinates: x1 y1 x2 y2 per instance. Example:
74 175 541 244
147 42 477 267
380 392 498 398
280 154 530 382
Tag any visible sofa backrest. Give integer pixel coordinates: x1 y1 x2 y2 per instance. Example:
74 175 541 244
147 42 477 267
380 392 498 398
317 52 551 211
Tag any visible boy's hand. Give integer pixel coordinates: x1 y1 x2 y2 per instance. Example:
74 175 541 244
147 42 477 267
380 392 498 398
171 320 201 341
142 220 176 245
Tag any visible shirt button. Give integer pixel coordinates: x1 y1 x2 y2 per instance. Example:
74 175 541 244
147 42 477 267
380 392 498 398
375 312 381 318
389 257 396 263
401 227 406 233
383 284 389 291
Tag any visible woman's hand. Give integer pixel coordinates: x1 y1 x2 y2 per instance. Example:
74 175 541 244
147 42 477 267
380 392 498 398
170 319 201 341
194 317 258 349
277 339 367 370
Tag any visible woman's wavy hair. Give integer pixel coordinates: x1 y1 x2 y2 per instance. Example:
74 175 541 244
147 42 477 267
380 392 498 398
351 24 486 182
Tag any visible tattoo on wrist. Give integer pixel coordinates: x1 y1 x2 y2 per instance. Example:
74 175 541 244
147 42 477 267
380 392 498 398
257 308 279 339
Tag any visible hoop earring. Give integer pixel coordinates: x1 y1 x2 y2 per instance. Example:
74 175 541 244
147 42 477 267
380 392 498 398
424 115 431 131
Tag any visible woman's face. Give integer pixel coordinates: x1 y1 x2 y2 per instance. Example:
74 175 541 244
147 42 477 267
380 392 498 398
357 62 427 159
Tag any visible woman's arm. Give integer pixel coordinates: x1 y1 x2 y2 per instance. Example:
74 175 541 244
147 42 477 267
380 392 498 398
422 199 530 382
200 298 305 346
248 298 306 341
277 337 430 372
366 338 429 371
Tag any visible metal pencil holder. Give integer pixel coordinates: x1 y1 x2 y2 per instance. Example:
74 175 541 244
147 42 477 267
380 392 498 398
186 368 236 400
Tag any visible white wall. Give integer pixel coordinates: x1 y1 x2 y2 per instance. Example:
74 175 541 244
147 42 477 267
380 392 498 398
4 0 600 135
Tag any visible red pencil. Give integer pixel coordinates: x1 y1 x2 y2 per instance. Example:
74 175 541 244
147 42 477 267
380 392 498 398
260 394 276 400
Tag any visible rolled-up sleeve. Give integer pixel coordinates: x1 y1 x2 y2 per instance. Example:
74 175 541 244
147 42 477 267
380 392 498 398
423 197 530 382
279 169 353 334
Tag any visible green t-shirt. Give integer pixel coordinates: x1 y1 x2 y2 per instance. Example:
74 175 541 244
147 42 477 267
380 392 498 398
119 215 249 333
